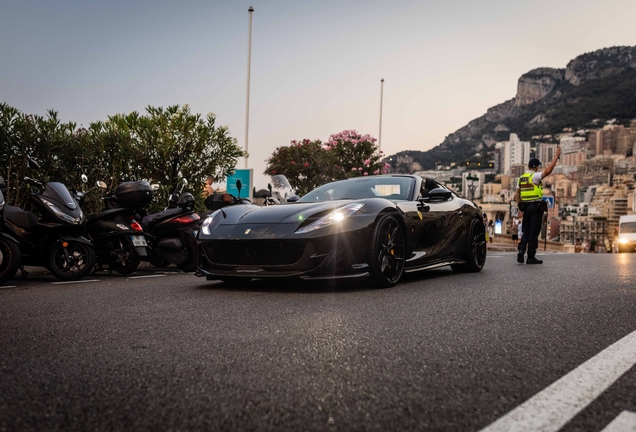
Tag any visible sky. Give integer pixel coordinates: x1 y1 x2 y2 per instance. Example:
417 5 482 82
2 0 635 189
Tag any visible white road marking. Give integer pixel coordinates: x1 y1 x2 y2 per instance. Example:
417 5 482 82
601 411 636 432
480 329 636 432
127 274 166 279
51 279 100 285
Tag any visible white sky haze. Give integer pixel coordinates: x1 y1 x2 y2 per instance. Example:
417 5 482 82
2 0 635 188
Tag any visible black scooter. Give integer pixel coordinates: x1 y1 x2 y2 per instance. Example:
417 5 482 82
0 177 21 285
112 179 200 272
140 180 200 272
1 161 95 281
79 181 150 274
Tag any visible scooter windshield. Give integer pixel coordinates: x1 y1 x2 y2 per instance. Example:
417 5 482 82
43 182 77 210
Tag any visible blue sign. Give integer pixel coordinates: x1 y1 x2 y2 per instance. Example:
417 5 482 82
226 169 253 199
543 196 554 209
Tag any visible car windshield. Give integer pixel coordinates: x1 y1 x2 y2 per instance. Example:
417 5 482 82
298 176 416 202
620 222 636 233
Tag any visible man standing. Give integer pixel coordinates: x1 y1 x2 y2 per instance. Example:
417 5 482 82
515 147 561 264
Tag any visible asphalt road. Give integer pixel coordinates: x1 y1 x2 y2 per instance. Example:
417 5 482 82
1 252 635 432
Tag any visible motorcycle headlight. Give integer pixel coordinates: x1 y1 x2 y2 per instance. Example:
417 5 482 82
201 210 222 235
295 203 365 234
41 198 82 224
619 237 629 244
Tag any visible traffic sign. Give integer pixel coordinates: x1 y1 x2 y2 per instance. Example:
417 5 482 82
227 169 253 199
543 196 554 209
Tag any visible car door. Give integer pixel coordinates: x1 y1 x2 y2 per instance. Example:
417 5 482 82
398 179 460 269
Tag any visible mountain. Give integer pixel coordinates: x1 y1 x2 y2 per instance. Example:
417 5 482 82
387 46 636 171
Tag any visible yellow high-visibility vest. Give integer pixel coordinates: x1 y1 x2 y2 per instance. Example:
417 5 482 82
518 172 543 201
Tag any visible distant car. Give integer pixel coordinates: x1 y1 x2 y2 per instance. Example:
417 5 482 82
196 174 486 288
617 214 636 253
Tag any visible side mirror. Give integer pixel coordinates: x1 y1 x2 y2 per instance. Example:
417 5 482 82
81 174 88 184
182 179 188 186
421 188 452 202
286 195 300 203
268 183 273 194
150 184 160 191
28 158 40 169
96 181 107 189
236 179 242 197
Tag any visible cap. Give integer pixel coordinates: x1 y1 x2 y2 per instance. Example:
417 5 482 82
528 158 541 168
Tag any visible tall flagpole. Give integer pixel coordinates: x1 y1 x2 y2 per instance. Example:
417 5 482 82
378 78 384 153
244 6 254 169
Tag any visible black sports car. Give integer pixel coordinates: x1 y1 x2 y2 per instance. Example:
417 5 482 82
196 174 486 287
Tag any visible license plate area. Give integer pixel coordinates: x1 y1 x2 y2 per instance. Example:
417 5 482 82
130 235 148 247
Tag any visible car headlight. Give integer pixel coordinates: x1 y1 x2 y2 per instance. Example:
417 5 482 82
201 210 222 235
41 198 82 224
295 203 365 234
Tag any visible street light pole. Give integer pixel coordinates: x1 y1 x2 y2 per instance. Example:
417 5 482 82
378 78 384 153
466 174 478 201
244 6 254 169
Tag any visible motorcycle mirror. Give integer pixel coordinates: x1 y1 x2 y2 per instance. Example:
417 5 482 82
151 184 160 191
27 158 40 170
182 179 188 186
236 179 242 197
81 174 88 184
96 181 107 189
268 183 272 193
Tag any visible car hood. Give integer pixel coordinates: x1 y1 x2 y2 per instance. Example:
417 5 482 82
223 201 357 226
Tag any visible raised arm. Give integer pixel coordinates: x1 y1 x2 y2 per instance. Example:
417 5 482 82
542 146 562 178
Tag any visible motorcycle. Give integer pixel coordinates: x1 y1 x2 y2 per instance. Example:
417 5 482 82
113 179 200 272
254 174 299 206
0 177 21 285
1 160 95 281
79 180 150 275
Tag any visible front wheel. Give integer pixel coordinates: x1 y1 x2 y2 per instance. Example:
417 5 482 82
48 241 96 281
451 218 487 273
367 215 405 288
0 238 21 285
110 238 141 275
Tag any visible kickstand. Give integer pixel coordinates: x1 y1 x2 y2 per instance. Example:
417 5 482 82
20 266 29 278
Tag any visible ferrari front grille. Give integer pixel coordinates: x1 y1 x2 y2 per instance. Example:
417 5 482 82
203 240 307 266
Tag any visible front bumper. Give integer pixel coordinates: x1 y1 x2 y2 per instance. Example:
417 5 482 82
196 230 371 280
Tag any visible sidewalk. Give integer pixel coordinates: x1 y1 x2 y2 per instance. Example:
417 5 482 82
487 234 565 253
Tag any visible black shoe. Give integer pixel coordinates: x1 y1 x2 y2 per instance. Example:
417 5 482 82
526 258 543 264
517 253 524 263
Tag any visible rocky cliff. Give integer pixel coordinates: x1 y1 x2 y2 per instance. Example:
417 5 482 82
387 46 636 171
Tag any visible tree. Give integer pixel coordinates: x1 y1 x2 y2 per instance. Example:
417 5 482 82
264 139 332 196
325 130 388 179
0 103 244 213
264 130 388 196
107 105 245 210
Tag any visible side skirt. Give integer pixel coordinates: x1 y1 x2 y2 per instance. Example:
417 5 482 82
404 259 466 273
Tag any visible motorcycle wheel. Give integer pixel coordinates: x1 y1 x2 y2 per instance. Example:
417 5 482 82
0 238 21 285
110 238 141 275
48 241 96 281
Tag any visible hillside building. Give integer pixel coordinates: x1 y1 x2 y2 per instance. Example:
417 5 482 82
503 133 530 175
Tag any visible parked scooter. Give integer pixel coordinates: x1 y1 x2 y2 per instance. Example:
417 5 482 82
111 179 200 271
1 160 95 281
0 177 21 285
79 181 150 274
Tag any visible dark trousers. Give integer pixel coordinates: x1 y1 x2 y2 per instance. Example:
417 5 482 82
518 201 544 258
